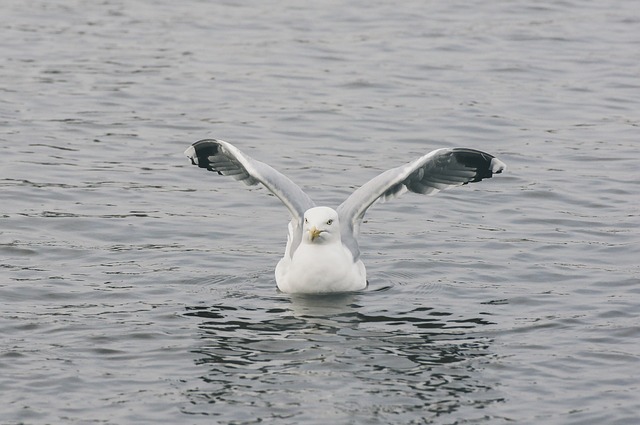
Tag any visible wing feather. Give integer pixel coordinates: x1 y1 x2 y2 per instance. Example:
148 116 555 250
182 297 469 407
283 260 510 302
337 148 505 258
184 139 316 257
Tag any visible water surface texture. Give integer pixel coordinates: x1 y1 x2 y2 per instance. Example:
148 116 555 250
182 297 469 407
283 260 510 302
2 1 639 424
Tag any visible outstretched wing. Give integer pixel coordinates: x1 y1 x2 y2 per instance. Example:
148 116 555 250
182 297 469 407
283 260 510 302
184 139 316 255
336 148 506 258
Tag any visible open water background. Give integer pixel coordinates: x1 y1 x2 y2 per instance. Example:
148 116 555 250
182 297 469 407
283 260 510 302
2 1 639 424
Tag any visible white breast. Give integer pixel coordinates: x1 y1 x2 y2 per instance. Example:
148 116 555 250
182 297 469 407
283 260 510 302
275 241 366 293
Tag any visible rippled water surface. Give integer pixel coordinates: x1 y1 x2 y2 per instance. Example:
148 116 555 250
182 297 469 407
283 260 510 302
2 1 639 424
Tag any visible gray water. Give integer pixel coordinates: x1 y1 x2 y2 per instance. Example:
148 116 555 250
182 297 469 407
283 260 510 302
2 1 639 424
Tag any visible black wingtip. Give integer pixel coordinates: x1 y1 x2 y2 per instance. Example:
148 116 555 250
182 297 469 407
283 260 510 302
187 139 220 169
451 148 506 182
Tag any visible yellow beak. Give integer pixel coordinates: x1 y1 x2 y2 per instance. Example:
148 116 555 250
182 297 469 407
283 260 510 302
309 226 322 242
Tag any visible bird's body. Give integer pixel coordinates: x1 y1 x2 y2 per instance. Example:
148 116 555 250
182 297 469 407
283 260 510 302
275 206 367 293
184 139 506 294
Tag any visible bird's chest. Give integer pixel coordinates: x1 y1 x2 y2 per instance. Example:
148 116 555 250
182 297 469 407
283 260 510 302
291 243 352 278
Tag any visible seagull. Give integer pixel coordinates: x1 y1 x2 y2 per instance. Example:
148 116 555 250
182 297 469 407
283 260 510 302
184 139 505 294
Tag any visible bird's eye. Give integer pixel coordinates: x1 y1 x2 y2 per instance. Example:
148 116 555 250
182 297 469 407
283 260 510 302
304 218 308 223
326 219 333 225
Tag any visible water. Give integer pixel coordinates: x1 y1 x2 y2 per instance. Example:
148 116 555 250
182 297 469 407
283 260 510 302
2 0 639 423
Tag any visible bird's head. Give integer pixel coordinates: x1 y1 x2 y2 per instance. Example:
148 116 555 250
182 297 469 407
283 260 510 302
303 207 340 244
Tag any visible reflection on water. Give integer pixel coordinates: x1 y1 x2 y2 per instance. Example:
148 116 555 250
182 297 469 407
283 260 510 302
183 293 502 422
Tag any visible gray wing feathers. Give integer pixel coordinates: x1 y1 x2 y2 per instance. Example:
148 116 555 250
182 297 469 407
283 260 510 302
337 148 506 253
184 139 315 219
185 141 505 263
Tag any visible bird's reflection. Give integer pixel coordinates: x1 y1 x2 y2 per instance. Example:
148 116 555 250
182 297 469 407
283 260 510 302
181 285 503 421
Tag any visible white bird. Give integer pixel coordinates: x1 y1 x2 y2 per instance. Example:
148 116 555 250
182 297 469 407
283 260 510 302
184 139 506 294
